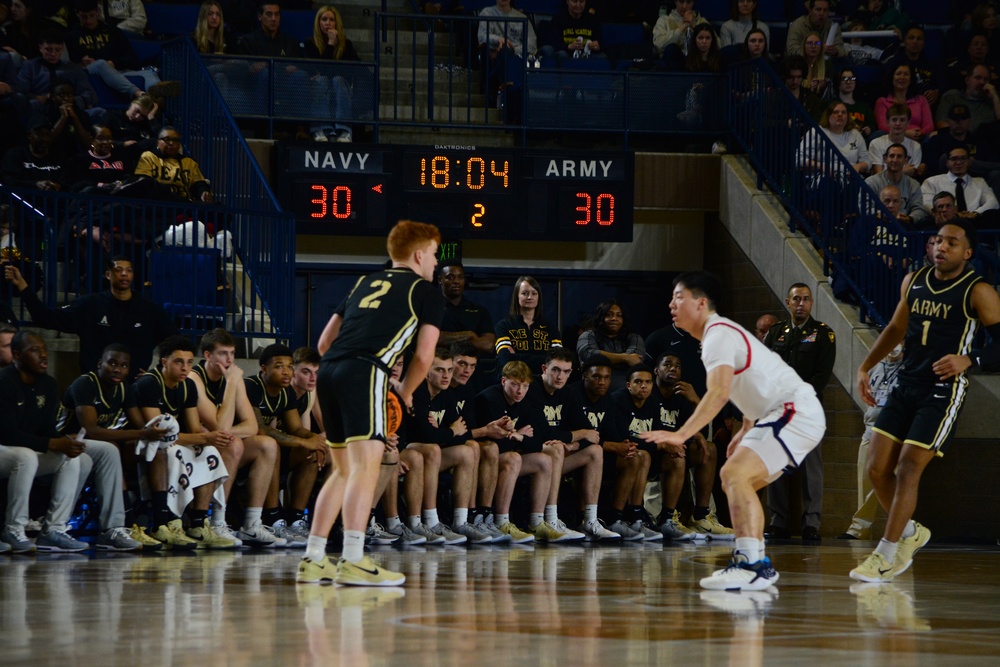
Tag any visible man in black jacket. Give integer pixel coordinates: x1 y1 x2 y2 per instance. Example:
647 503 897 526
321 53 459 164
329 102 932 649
5 255 177 378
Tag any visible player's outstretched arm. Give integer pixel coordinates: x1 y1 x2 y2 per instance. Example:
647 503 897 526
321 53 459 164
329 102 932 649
640 365 733 449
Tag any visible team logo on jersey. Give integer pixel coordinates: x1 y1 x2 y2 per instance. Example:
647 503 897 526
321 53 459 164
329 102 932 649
543 404 562 426
660 406 680 428
586 411 604 428
629 417 653 434
36 395 46 409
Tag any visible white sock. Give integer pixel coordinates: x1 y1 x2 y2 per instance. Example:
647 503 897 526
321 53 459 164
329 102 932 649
305 535 327 562
901 520 916 540
408 515 421 530
875 538 898 562
529 512 544 528
422 508 439 528
544 505 559 523
243 507 262 530
386 516 401 530
495 513 510 526
735 537 761 563
453 508 468 527
583 505 598 523
342 530 365 563
211 503 227 526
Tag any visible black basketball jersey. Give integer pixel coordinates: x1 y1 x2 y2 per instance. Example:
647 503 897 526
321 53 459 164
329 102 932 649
192 362 226 409
902 265 982 385
322 268 445 370
244 374 292 428
59 371 136 434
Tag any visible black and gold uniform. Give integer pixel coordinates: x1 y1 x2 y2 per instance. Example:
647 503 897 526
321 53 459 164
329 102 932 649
192 362 226 409
873 265 982 454
133 368 198 420
319 268 445 446
59 371 135 434
244 374 292 429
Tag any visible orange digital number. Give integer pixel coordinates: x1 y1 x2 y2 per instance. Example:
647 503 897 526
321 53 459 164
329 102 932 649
471 203 486 227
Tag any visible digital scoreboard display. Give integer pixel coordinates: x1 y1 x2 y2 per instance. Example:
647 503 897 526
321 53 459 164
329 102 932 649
277 144 634 242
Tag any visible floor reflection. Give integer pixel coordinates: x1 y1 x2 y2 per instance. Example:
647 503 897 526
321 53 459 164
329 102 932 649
1 542 997 666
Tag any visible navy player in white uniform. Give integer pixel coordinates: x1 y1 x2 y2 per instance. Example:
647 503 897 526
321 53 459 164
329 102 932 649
641 272 826 591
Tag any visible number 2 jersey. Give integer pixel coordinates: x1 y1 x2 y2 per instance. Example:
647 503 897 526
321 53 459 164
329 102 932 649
321 267 444 370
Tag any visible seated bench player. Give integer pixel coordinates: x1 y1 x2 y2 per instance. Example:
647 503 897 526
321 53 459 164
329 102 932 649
403 346 497 544
608 364 666 541
190 329 284 548
59 343 173 550
246 344 329 547
474 360 570 543
652 352 734 540
447 341 511 542
527 349 614 541
134 335 236 549
0 331 93 553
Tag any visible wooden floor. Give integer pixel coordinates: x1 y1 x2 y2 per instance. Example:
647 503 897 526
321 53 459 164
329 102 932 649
3 540 999 666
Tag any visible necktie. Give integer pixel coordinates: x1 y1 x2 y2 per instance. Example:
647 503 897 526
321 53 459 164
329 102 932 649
955 178 968 212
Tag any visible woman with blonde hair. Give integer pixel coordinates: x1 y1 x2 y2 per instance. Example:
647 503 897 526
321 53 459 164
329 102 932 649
305 5 360 142
192 1 231 55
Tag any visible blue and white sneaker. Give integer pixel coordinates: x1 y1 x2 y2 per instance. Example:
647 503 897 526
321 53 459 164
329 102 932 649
700 551 780 591
1 526 35 553
36 529 88 553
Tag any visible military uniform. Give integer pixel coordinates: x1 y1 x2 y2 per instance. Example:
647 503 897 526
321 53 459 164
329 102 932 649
762 315 836 536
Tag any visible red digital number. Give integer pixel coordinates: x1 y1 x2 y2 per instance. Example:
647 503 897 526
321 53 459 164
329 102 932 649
308 185 352 220
574 192 591 226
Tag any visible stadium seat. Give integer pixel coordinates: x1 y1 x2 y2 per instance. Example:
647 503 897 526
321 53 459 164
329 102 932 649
144 3 199 38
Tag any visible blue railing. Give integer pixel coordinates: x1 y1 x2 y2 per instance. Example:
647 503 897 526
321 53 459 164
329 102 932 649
374 12 727 146
1 186 295 343
726 59 1000 327
3 39 295 344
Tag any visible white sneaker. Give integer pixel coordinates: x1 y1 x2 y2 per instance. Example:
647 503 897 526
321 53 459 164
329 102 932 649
366 519 400 545
387 522 428 545
548 518 586 542
700 552 780 591
312 130 329 142
578 519 621 542
238 521 286 548
212 523 244 548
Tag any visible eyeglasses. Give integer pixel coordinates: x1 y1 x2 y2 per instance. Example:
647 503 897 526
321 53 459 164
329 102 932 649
840 76 857 82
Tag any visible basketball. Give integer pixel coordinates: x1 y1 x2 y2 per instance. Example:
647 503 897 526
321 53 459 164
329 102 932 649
386 390 403 436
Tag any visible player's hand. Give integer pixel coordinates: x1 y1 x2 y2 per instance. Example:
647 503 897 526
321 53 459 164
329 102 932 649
638 429 685 451
427 413 440 428
580 428 600 444
50 435 86 458
449 417 468 438
311 444 328 469
140 426 170 441
857 367 875 407
515 424 533 438
205 431 234 447
673 381 700 403
687 434 709 466
933 354 972 381
398 389 414 413
4 264 28 291
385 433 399 451
398 459 410 475
223 362 244 381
